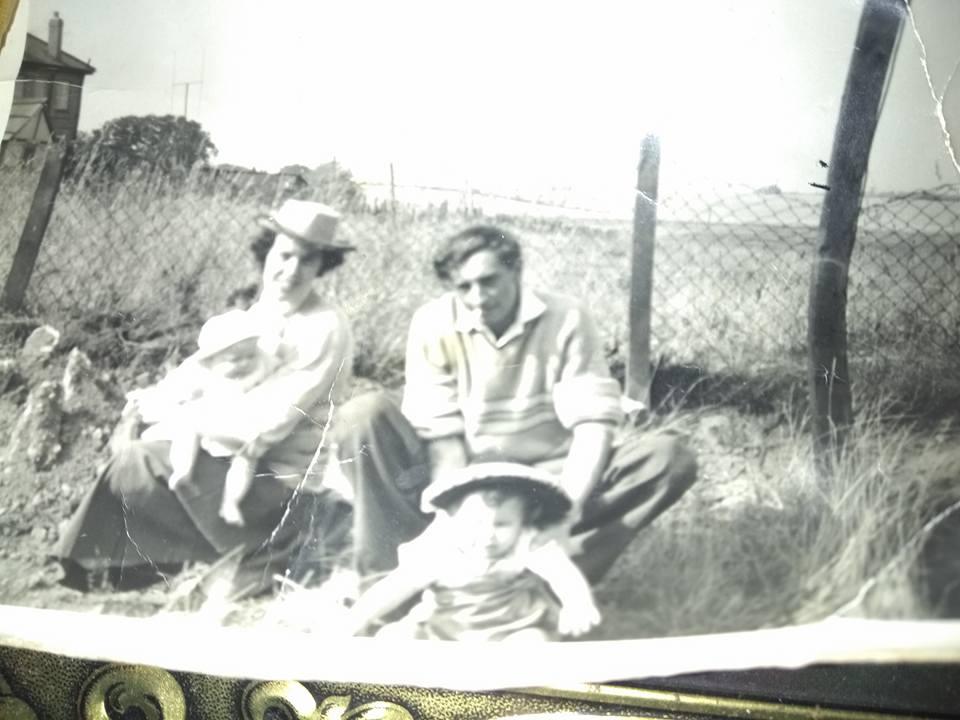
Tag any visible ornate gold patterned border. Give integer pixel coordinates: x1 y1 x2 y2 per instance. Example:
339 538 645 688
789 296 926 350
0 645 929 719
0 0 19 54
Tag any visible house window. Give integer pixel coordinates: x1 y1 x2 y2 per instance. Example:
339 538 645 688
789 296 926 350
17 79 45 100
52 81 70 111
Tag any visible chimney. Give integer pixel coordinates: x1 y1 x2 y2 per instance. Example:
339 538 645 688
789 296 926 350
48 12 63 59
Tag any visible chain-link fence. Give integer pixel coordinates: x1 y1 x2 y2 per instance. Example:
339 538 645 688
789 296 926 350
651 186 960 378
2 145 959 397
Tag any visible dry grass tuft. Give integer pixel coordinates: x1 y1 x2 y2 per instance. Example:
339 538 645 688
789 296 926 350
592 400 958 638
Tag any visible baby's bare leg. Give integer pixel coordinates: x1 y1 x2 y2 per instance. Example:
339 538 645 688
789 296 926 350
168 432 200 489
219 456 256 526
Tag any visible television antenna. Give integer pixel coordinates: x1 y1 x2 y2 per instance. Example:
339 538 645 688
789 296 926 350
170 50 204 119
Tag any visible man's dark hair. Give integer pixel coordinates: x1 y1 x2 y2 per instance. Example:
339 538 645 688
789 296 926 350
249 228 347 278
432 225 522 282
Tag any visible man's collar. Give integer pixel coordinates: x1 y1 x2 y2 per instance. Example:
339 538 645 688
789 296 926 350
453 288 547 343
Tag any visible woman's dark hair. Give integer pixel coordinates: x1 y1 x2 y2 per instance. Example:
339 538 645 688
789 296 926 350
249 228 348 278
432 225 522 282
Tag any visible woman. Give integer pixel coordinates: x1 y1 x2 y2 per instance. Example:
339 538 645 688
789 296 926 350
55 199 355 599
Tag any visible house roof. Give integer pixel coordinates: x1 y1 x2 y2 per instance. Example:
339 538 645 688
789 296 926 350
3 100 52 143
22 33 95 74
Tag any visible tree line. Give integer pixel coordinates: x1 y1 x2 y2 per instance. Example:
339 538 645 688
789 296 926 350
62 114 364 208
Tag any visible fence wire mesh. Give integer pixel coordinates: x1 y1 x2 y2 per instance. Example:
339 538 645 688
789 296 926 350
653 186 960 381
2 145 958 391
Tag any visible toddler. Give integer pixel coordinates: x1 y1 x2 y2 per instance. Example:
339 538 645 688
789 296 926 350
130 310 273 526
342 462 601 641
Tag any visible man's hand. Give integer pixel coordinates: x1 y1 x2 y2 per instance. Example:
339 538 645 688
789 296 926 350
557 593 602 637
560 422 614 508
426 435 468 485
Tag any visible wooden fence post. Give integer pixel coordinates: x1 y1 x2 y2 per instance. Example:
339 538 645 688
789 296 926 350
389 162 397 221
808 0 904 474
2 142 68 311
626 134 661 410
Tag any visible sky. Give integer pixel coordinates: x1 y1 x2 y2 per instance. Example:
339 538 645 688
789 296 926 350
7 0 960 206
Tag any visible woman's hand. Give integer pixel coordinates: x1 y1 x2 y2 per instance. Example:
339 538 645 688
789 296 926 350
127 386 181 427
109 394 147 454
121 390 148 420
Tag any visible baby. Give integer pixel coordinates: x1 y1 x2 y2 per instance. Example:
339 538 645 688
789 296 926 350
343 462 601 641
130 310 273 526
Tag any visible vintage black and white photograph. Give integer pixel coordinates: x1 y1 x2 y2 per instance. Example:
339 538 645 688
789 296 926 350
1 0 959 679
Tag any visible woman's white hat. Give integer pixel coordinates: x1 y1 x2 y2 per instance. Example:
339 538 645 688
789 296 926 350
257 199 355 251
421 462 572 526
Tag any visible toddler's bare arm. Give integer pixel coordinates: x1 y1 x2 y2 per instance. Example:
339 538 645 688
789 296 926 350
526 540 601 637
344 568 431 636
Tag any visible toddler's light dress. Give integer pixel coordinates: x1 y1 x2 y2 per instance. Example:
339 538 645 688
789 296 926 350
387 519 561 641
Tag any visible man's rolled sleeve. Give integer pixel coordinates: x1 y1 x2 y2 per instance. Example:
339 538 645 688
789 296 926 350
401 304 466 440
552 305 623 429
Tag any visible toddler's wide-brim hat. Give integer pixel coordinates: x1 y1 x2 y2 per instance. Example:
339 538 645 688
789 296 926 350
422 462 572 526
195 310 260 362
257 199 355 252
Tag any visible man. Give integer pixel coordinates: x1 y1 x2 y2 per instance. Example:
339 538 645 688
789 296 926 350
335 225 697 582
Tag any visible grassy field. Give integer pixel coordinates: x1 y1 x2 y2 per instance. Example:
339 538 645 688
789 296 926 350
1 158 959 637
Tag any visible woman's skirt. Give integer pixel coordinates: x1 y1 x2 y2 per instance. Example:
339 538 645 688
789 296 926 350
54 439 350 595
